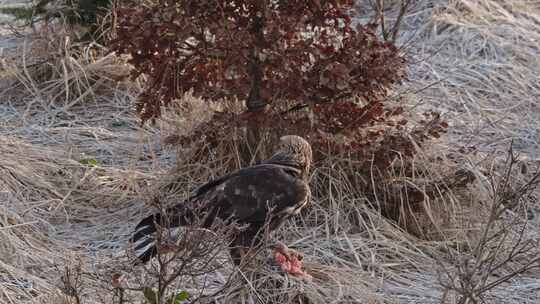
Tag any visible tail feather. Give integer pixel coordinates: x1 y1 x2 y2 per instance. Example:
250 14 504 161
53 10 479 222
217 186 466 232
133 235 158 264
130 213 160 264
132 213 161 242
130 206 196 265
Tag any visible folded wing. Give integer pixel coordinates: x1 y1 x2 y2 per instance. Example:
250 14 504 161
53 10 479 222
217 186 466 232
131 163 310 264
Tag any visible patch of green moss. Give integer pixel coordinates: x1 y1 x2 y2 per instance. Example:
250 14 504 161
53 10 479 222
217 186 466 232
0 7 34 21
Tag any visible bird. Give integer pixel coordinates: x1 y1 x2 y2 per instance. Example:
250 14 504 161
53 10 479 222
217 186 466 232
130 135 312 268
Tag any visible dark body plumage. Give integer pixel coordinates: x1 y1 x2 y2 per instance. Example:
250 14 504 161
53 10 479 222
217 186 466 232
131 135 312 265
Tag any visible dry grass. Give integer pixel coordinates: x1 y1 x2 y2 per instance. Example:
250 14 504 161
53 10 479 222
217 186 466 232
1 0 540 303
402 0 540 154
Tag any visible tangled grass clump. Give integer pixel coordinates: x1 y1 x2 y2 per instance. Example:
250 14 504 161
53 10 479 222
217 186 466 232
1 0 540 303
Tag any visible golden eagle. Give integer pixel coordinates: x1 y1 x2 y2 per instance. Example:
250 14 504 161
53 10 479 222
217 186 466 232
131 135 312 267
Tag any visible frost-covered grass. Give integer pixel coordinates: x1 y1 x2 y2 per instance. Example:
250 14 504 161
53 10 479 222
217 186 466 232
1 1 539 303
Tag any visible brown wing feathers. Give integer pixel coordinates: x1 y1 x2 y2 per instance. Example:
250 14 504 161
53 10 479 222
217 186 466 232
131 135 312 265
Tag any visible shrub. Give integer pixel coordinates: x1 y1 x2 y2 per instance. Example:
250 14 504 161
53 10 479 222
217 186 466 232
110 1 425 147
111 0 449 234
112 1 405 116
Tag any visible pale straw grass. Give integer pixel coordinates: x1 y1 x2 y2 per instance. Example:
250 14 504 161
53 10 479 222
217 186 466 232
0 0 539 303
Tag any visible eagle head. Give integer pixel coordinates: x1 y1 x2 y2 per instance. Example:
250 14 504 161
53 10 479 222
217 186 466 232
275 135 312 179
